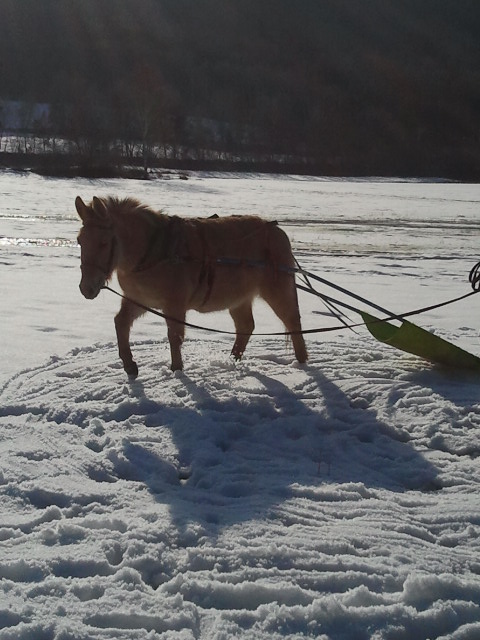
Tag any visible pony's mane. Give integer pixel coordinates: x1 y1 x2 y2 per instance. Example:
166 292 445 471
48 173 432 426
100 197 165 225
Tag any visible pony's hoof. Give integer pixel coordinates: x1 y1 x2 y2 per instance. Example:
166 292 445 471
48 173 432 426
231 348 243 361
125 362 139 378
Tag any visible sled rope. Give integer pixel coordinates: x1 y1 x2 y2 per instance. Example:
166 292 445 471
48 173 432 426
469 260 480 291
101 260 479 337
102 284 364 335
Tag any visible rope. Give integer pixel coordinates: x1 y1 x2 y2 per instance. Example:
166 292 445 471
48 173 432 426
469 260 480 291
102 284 363 336
297 283 478 321
101 260 479 337
293 256 357 332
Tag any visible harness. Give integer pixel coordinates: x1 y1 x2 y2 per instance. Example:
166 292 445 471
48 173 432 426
84 217 480 343
131 214 274 308
102 271 479 338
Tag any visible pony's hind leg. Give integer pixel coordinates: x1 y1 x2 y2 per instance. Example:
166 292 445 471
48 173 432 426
229 301 255 360
114 299 145 378
261 281 308 363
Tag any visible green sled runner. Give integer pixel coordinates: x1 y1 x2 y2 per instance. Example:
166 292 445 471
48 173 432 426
361 312 480 373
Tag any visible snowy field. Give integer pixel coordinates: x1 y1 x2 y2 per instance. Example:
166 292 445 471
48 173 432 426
1 170 480 639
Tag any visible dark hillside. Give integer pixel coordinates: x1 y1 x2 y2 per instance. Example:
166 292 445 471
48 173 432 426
1 0 479 178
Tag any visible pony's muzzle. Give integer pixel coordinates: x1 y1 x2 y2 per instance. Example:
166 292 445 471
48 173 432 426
79 279 101 299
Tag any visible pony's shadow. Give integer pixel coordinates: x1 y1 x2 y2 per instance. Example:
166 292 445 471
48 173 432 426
120 362 440 540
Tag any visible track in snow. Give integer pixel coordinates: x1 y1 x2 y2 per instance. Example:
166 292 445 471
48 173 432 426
1 338 480 639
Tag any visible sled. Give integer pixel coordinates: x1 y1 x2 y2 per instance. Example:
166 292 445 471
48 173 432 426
295 265 480 373
361 311 480 373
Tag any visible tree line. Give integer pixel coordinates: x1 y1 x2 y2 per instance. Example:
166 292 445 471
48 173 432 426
1 0 480 179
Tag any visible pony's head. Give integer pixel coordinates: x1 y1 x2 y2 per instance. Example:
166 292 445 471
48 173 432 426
76 196 115 299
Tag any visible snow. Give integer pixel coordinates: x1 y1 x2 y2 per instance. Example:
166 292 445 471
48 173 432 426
1 170 480 639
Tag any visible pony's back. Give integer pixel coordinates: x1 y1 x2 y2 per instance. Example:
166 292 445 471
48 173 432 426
180 215 294 269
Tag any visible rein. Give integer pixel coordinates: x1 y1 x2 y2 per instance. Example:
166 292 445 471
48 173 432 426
101 259 480 338
469 260 480 291
101 284 374 335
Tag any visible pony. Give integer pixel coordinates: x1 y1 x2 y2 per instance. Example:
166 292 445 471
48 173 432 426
75 196 308 374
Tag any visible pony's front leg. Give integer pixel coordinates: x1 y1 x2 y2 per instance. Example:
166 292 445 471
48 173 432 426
114 299 145 378
165 309 186 371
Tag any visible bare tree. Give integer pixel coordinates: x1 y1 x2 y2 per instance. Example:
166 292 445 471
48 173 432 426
125 65 175 175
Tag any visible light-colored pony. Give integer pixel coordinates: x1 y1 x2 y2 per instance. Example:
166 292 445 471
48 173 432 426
76 196 307 374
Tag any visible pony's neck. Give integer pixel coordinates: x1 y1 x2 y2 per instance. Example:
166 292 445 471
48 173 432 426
113 208 169 274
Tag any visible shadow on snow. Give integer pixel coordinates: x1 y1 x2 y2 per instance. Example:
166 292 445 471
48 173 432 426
116 362 440 538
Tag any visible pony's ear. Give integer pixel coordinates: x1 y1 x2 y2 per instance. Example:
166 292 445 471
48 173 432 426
92 197 108 219
75 196 90 221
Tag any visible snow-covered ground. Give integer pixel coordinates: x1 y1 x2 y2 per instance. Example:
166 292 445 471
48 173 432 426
1 171 480 639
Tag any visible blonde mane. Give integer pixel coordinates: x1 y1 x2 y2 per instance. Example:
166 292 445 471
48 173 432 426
98 196 166 226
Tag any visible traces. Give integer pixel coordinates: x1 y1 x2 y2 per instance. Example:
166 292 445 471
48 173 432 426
72 583 106 602
85 610 195 635
0 559 47 583
169 577 314 611
23 489 72 510
51 558 115 579
382 376 480 464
